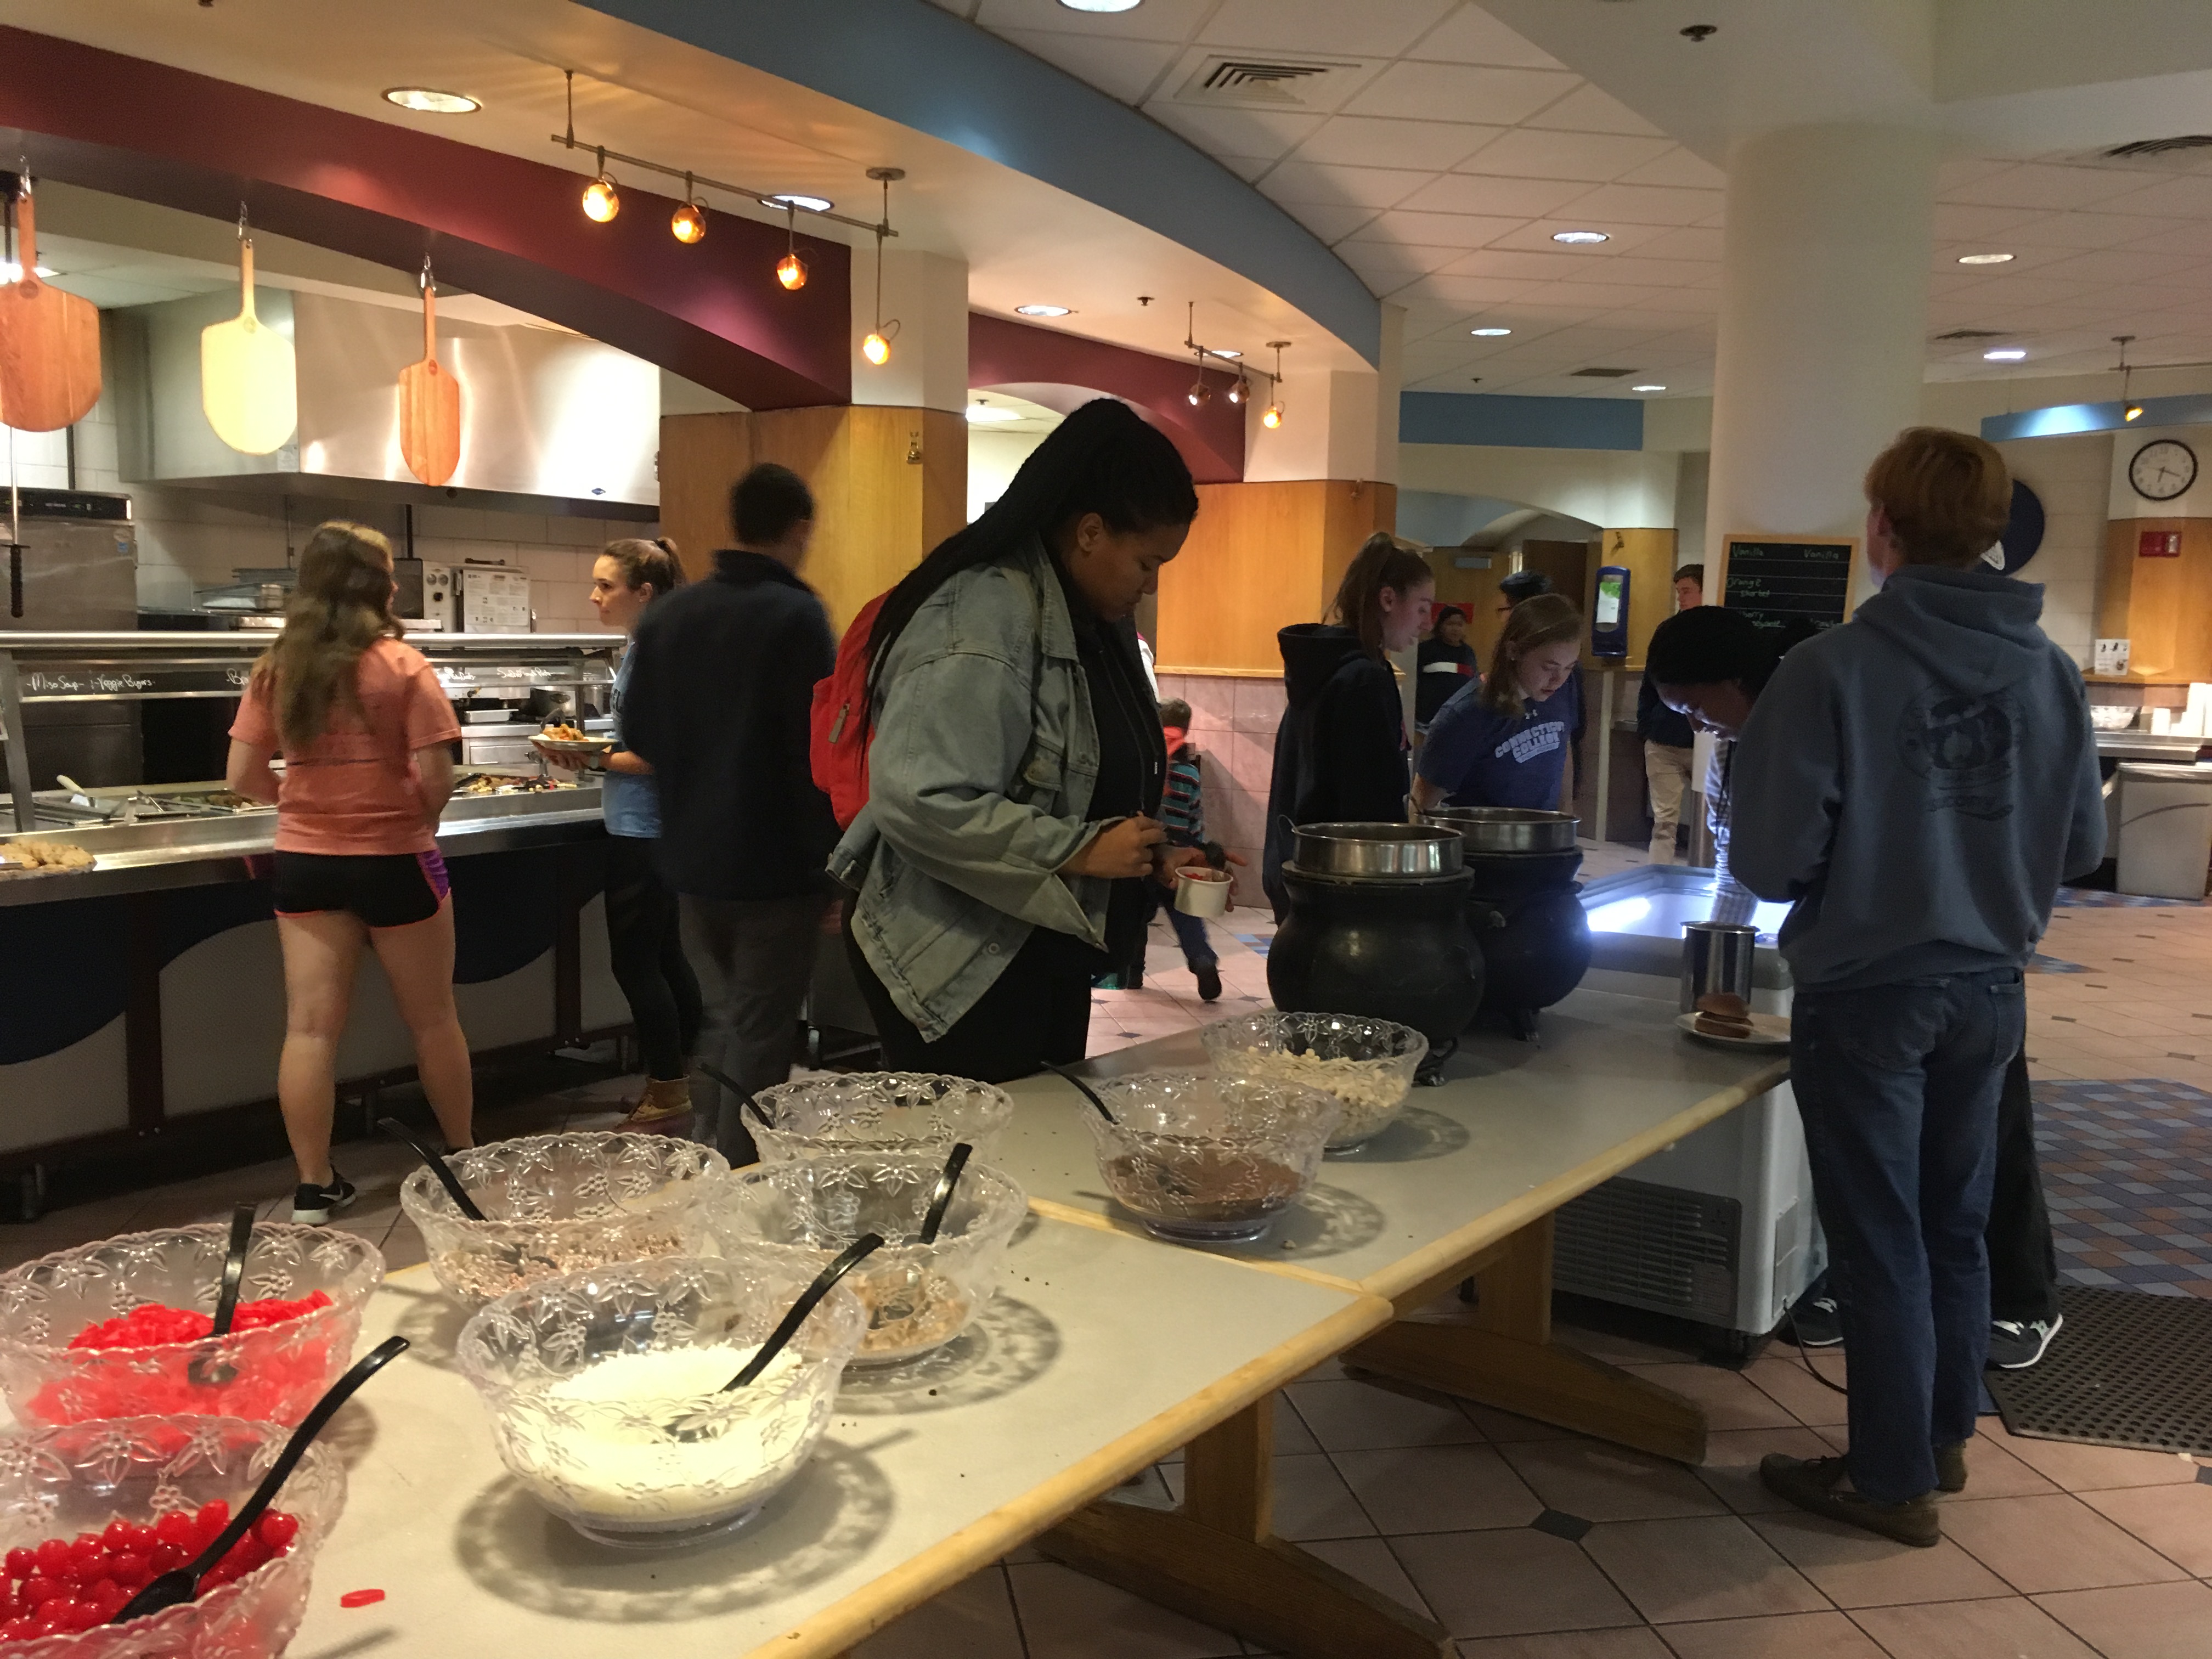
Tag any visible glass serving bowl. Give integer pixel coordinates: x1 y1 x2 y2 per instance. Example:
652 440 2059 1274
1083 1071 1340 1244
704 1154 1028 1367
454 1256 865 1550
0 1227 383 1429
743 1074 1016 1164
398 1132 727 1307
1199 1012 1428 1152
0 1414 345 1656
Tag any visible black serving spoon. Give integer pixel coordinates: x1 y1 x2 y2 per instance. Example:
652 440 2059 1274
378 1119 557 1273
1042 1062 1116 1125
665 1234 884 1443
111 1336 410 1627
918 1143 972 1245
187 1204 257 1389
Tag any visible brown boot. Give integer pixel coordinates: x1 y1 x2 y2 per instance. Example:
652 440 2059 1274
618 1076 693 1134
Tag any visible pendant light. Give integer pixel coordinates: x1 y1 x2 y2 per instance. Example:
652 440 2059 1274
776 202 808 290
670 173 706 243
582 146 619 222
2115 335 2143 421
1261 340 1290 428
861 167 904 367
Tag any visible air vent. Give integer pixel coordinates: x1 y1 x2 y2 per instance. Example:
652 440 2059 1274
1176 55 1364 109
1933 328 2007 341
1571 366 1637 378
2107 136 2212 159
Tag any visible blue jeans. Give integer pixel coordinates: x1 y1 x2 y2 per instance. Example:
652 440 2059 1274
1147 882 1218 970
1789 967 2026 1503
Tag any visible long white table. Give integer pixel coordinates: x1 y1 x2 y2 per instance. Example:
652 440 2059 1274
289 1214 1387 1659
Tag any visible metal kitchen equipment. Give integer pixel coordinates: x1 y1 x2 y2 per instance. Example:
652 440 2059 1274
0 490 140 791
1421 805 1579 854
1680 921 1758 1014
1288 822 1462 879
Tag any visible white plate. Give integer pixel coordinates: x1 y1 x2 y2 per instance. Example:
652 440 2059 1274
533 735 616 755
1675 1011 1791 1049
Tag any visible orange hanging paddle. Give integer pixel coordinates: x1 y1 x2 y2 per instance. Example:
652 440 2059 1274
0 185 101 432
398 260 460 487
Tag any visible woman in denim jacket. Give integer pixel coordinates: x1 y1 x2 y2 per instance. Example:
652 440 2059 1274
830 400 1202 1081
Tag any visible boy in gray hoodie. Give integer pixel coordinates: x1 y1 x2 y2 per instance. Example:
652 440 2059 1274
1730 428 2104 1547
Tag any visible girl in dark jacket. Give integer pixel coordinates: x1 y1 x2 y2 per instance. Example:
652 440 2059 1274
1261 534 1434 918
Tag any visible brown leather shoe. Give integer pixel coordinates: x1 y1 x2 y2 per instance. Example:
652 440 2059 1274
617 1076 693 1135
1760 1453 1940 1547
1936 1440 1969 1493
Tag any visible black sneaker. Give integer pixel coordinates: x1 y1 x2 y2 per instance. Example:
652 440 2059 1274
1787 1292 1843 1347
1195 965 1223 1002
1987 1314 2063 1369
291 1173 358 1226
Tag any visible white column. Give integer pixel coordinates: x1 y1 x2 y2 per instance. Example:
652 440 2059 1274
1706 125 1939 605
850 247 968 413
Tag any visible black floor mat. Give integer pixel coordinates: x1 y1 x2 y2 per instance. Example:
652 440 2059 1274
1986 1284 2212 1456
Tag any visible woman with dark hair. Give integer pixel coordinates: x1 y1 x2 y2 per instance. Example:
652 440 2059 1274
1644 605 1784 925
1262 533 1434 918
224 521 469 1222
538 538 702 1133
1413 592 1584 814
830 398 1202 1082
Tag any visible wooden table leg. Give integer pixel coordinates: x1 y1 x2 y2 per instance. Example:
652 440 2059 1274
1344 1215 1709 1463
1036 1395 1451 1659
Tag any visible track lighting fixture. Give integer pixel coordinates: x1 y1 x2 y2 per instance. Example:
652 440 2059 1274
862 168 904 367
1261 341 1290 428
582 149 619 223
2115 336 2144 421
776 203 807 290
670 174 705 243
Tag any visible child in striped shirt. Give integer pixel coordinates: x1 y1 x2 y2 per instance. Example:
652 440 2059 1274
1153 699 1223 1002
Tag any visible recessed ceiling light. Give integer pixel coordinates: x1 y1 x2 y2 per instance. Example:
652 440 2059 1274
1983 347 2027 360
768 194 833 213
1957 252 2014 265
1015 303 1072 317
1059 0 1142 9
1632 384 1667 392
966 402 1022 424
382 87 479 114
1551 230 1610 244
1212 349 1242 359
1471 326 1512 336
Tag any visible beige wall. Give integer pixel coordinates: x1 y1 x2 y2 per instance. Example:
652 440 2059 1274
1993 432 2109 669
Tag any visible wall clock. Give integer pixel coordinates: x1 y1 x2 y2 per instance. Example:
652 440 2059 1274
2129 439 2197 501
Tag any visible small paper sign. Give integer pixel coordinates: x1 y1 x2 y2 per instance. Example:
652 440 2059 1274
2138 530 2183 557
2094 638 2131 676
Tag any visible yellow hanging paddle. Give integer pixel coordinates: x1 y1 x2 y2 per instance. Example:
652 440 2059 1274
200 214 296 455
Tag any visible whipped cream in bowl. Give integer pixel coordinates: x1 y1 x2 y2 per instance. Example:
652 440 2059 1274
455 1256 866 1548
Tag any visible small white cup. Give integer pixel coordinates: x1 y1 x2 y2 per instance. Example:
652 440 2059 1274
1174 867 1232 917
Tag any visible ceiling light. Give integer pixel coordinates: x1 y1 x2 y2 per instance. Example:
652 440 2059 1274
1957 252 2014 265
383 87 479 114
777 252 807 290
2126 404 2146 421
1227 376 1250 405
582 150 619 222
1983 347 2026 361
1551 230 1609 244
966 400 1020 424
1471 326 1512 337
1632 383 1666 392
1059 0 1143 10
1015 304 1072 317
1187 377 1213 407
861 167 904 368
768 194 833 214
671 179 706 245
1262 404 1283 429
863 331 891 366
1212 349 1242 359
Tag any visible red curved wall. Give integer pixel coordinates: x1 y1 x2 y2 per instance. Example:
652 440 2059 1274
0 26 850 409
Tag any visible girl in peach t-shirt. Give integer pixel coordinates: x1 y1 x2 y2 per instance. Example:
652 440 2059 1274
227 521 471 1224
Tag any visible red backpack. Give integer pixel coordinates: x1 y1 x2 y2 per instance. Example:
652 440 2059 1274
810 592 886 830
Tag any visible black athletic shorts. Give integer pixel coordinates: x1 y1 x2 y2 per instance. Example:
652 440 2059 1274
270 850 450 929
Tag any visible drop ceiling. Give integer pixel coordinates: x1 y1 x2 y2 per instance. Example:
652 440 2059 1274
934 0 2212 402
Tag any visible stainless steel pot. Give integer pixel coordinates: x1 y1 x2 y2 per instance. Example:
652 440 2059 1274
1421 806 1579 854
1288 822 1463 878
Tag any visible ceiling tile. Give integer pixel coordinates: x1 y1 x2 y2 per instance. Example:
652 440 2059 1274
1928 202 2047 242
2025 249 2212 289
1522 81 1667 137
2085 173 2212 220
995 30 1180 103
1928 241 2086 275
1548 183 1724 227
1256 160 1434 209
1451 127 1676 182
1286 114 1503 171
1397 273 1547 308
1404 5 1564 67
2112 222 2212 258
1632 226 1726 263
1480 218 1676 253
1938 274 2107 308
1141 102 1326 160
1199 0 1457 58
1392 173 1590 218
1350 208 1532 249
1341 61 1577 125
1942 163 2154 211
1285 202 1388 241
974 0 1212 41
1336 241 1471 283
2000 211 2194 249
1615 148 1728 190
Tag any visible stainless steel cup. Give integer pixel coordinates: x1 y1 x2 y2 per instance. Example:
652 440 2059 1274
1680 921 1758 1013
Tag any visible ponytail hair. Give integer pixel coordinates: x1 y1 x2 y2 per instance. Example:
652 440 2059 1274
602 536 685 602
1328 533 1432 661
1480 592 1582 717
866 398 1197 698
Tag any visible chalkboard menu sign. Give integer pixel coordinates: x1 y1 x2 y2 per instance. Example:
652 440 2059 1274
1719 536 1855 641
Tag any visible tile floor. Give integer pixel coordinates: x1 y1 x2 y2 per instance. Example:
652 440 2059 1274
2 846 2206 1659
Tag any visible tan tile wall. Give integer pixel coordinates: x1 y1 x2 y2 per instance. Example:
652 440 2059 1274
1154 671 1285 889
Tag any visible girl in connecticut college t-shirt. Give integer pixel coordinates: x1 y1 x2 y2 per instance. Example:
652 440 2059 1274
1413 594 1586 813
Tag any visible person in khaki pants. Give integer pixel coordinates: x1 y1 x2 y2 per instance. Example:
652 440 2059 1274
1637 563 1703 862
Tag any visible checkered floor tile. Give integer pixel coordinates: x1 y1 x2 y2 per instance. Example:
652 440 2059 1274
2038 1077 2212 1299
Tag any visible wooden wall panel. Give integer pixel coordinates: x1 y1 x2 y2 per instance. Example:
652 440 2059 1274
2102 517 2212 682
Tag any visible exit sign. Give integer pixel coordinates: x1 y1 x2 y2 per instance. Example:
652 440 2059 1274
2139 530 2183 557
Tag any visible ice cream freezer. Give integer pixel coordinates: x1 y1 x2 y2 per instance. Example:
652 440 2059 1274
1561 864 1819 1361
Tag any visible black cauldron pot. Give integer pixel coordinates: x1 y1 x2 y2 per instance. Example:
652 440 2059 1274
1461 846 1592 1039
1267 863 1485 1054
